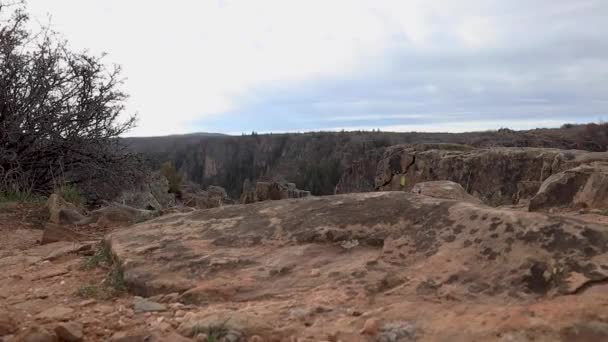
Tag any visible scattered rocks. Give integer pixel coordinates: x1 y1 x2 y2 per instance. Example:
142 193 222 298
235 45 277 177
0 310 17 336
54 322 83 342
241 181 311 204
14 327 57 342
133 297 167 313
377 321 416 342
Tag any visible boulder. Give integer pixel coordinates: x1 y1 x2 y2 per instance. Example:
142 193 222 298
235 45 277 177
410 180 482 204
54 322 83 342
41 223 87 245
240 181 311 204
83 203 158 227
529 162 608 211
117 172 175 210
47 194 85 225
375 144 608 206
181 184 233 209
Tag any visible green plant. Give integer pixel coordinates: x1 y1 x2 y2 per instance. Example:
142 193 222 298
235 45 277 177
78 242 126 298
0 190 45 204
81 243 113 270
58 184 83 206
191 321 230 341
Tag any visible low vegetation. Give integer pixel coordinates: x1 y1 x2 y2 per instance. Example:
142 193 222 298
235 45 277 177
0 1 144 203
78 242 126 299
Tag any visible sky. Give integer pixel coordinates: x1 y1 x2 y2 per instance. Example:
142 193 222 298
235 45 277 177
27 0 608 136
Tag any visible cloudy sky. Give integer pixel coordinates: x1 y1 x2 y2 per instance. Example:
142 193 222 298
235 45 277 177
28 0 608 136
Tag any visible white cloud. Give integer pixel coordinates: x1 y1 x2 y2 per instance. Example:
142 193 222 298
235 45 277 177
25 0 608 135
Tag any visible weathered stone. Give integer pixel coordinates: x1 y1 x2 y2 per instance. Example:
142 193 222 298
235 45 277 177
54 322 83 342
360 318 380 336
410 180 482 204
47 194 85 225
241 181 310 204
133 297 166 313
530 162 608 211
117 172 175 210
375 144 608 206
41 223 87 245
35 305 74 321
107 192 608 302
14 327 57 342
83 203 158 227
181 184 234 209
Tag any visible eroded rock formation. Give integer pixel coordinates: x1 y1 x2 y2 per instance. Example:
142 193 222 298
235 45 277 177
240 181 311 204
375 144 608 206
530 162 608 211
107 191 608 340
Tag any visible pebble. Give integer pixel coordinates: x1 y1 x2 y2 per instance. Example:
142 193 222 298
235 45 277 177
360 318 380 336
195 333 208 342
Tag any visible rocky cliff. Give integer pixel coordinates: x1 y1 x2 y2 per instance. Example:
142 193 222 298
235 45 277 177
374 144 608 206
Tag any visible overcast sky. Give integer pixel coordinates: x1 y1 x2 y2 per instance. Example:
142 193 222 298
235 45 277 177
28 0 608 136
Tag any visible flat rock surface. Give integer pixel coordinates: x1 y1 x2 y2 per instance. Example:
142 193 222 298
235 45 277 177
108 192 608 341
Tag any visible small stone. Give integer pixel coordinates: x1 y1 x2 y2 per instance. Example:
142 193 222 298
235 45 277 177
195 333 208 342
79 299 96 307
162 292 180 303
133 297 166 313
36 305 74 321
347 308 362 317
54 322 83 342
310 268 321 277
360 318 380 336
175 310 186 317
249 335 264 342
223 329 242 342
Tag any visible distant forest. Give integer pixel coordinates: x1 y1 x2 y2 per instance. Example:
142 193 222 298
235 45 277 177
125 123 608 198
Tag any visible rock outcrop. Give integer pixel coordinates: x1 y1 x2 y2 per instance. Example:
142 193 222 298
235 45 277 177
117 172 175 211
375 144 608 206
411 180 482 204
83 203 158 227
240 181 311 204
180 184 234 209
107 191 608 340
529 162 608 211
335 149 385 194
47 194 85 225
